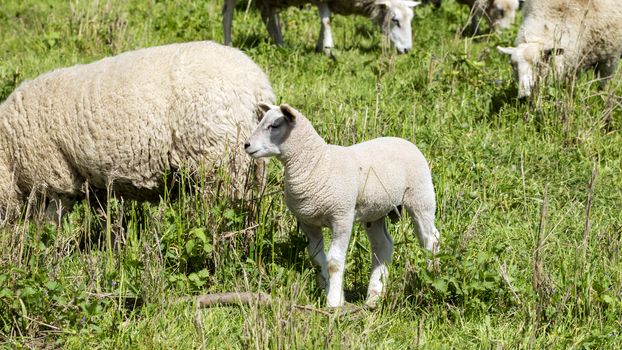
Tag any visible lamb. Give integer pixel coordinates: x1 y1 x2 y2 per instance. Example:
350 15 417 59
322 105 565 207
0 41 275 220
222 0 420 54
244 103 440 308
456 0 520 35
498 0 622 98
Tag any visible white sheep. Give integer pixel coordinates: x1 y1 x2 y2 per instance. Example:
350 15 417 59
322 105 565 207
222 0 421 54
498 0 622 98
456 0 520 34
244 103 440 308
0 41 275 220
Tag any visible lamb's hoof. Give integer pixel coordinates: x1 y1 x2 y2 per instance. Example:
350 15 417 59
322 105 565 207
365 293 382 309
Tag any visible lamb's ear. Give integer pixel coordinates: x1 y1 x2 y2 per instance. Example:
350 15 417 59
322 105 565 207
402 1 421 8
279 104 297 123
543 47 564 61
497 46 515 56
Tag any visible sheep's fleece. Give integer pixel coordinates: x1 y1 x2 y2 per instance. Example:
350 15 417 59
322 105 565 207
245 104 440 308
0 41 275 219
498 0 622 97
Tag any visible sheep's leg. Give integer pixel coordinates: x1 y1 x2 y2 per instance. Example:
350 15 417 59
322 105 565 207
260 6 284 46
300 222 328 290
222 0 235 45
405 194 440 268
364 218 393 309
325 216 354 307
596 57 620 89
315 2 334 56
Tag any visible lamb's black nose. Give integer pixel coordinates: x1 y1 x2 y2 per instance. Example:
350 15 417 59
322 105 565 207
244 142 250 149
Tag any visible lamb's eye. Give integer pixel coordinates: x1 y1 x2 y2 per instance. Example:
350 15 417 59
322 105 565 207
391 17 400 28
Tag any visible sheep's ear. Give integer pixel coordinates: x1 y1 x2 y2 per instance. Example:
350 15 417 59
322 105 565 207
497 46 515 56
374 0 390 7
258 102 273 114
279 104 297 123
402 1 421 8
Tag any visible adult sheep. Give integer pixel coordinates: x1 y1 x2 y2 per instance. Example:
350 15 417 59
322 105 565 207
0 41 275 220
456 0 520 35
244 103 440 308
222 0 420 54
498 0 622 98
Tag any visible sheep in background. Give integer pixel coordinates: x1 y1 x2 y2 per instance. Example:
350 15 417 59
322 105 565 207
498 0 622 98
244 103 440 308
457 0 520 35
0 41 274 220
222 0 421 54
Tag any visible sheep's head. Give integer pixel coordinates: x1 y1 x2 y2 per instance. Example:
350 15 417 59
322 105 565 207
376 0 420 54
487 0 519 30
245 103 296 159
498 43 565 98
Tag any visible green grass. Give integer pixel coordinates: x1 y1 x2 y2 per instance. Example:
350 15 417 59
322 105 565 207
1 0 621 348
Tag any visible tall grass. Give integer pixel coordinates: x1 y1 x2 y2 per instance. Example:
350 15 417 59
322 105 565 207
0 0 621 348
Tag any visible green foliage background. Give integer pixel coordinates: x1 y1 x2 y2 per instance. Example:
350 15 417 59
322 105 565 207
0 0 621 348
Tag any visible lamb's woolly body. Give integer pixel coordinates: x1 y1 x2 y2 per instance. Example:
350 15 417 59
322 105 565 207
245 104 439 308
518 0 622 72
280 117 434 228
0 41 274 218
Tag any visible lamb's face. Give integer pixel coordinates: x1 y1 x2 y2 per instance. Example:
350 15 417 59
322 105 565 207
381 0 420 54
244 104 294 159
488 0 519 30
498 43 542 98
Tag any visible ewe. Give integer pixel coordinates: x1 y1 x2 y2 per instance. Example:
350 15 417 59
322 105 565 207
244 103 440 308
498 0 622 98
223 0 420 54
0 41 274 220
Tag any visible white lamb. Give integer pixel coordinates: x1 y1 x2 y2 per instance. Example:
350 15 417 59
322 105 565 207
244 103 440 308
222 0 420 54
0 41 274 220
498 0 622 98
456 0 520 34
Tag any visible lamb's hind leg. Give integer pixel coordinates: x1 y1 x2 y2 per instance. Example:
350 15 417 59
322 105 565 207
364 218 394 309
404 191 440 260
300 222 328 290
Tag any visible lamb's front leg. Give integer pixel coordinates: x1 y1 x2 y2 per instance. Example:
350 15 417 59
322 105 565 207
364 218 394 309
315 2 334 56
300 222 328 290
325 216 354 307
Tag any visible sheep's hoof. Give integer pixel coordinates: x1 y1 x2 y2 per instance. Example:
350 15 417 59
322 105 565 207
365 294 382 309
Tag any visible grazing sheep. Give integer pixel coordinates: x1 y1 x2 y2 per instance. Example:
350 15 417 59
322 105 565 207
222 0 421 54
498 0 622 98
456 0 520 35
244 103 440 308
0 41 275 220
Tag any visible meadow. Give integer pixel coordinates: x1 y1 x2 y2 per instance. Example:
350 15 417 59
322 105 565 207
0 0 621 348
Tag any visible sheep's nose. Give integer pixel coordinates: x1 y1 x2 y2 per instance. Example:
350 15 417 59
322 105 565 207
244 141 250 149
